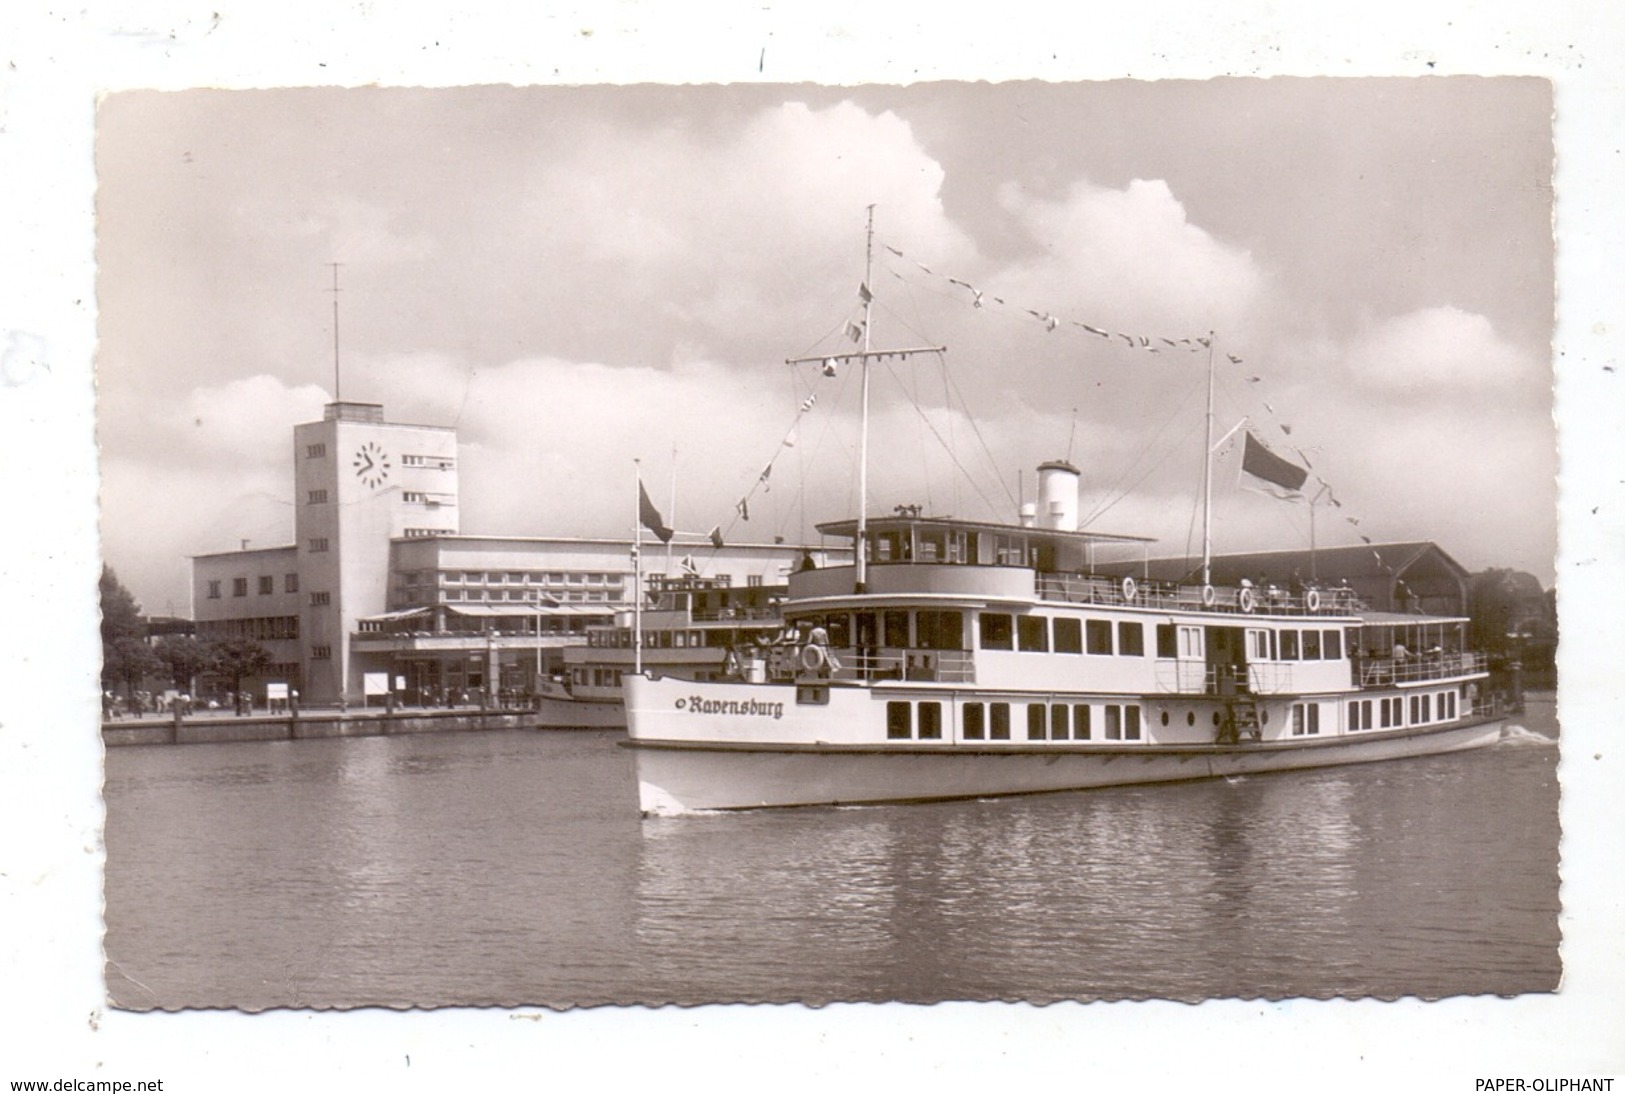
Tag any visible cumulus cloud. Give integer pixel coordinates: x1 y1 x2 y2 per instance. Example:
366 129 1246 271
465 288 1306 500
1342 306 1540 398
995 177 1268 336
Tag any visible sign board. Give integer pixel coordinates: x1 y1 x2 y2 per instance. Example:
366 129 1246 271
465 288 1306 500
362 672 390 696
266 682 289 701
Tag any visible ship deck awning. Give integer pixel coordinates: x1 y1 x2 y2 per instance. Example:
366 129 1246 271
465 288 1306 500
361 607 436 622
815 514 1156 546
1355 611 1471 626
444 603 613 618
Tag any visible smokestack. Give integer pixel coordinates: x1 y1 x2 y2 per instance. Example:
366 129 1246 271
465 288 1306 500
1037 460 1081 531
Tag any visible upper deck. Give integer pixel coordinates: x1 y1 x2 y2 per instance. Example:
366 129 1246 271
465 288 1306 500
794 515 1360 619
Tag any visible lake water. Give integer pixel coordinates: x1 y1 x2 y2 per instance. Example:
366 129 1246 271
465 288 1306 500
102 696 1560 1009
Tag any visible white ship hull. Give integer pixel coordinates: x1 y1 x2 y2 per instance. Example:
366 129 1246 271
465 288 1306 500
623 675 1505 814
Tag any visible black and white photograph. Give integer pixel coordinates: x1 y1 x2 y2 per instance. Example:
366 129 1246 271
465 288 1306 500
4 4 1623 1089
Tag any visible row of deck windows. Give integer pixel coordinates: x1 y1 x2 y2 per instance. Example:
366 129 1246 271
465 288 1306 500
981 613 1147 656
1347 689 1460 731
885 700 1143 741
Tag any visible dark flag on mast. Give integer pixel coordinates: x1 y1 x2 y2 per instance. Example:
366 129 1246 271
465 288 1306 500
1241 432 1309 499
638 479 674 543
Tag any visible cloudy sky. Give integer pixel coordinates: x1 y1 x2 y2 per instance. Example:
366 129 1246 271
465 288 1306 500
95 79 1555 614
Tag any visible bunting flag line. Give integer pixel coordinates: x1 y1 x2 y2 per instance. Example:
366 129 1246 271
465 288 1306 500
680 554 699 576
736 498 750 521
858 282 873 304
873 233 1391 558
638 479 674 543
709 526 724 549
844 321 864 343
874 236 1215 354
758 464 772 491
800 393 817 412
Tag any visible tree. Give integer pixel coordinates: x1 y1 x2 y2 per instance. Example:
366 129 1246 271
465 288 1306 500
154 635 215 692
100 566 154 695
1468 567 1557 679
210 637 273 697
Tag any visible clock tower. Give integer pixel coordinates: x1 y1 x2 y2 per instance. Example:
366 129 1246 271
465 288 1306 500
293 401 459 703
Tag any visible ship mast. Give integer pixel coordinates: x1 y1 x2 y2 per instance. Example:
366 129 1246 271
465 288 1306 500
785 207 944 593
1200 331 1216 587
856 206 875 591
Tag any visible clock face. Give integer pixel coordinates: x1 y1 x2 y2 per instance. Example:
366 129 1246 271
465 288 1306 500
352 441 392 489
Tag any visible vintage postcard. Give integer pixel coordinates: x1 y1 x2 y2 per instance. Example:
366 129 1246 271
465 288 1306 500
4 3 1621 1089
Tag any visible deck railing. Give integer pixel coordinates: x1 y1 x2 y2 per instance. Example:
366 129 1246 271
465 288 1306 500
1358 651 1486 687
1035 573 1364 617
764 645 975 685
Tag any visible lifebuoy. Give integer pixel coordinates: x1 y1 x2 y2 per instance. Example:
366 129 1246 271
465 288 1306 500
1305 589 1322 612
1238 587 1256 613
799 644 828 672
1201 584 1217 607
1122 576 1138 602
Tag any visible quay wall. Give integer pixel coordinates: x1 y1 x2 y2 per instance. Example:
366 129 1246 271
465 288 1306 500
102 709 546 747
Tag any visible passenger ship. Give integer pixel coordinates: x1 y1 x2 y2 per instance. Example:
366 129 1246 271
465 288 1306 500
620 221 1506 814
536 576 787 729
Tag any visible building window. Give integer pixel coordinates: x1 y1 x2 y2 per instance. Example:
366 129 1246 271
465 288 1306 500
310 591 330 607
1104 703 1142 741
232 577 248 597
1118 621 1145 657
1156 623 1177 658
917 702 942 740
311 645 331 660
1303 629 1322 660
1074 704 1092 739
1053 617 1083 654
1050 704 1070 740
284 573 299 593
1026 703 1046 740
883 610 910 648
979 613 1013 651
916 610 963 651
306 443 326 459
746 574 764 588
989 702 1011 740
1085 619 1113 655
206 580 221 599
1292 702 1321 736
308 538 329 553
963 702 985 740
887 701 911 740
1323 629 1343 660
307 489 329 505
1280 629 1300 660
1017 616 1049 653
258 575 274 595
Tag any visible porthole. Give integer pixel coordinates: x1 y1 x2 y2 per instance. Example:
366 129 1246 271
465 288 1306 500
1261 710 1270 725
1212 710 1222 726
1159 710 1169 726
1186 711 1196 726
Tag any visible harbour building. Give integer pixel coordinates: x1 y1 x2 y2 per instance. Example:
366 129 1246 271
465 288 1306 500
191 400 842 705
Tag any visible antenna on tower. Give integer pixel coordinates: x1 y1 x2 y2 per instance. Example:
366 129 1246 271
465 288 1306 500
328 262 343 401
